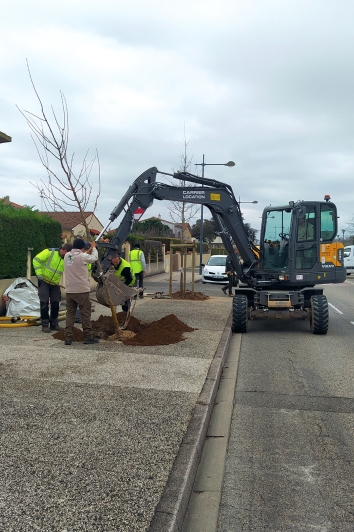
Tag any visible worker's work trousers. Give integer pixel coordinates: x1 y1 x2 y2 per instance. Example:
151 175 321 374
226 273 234 295
134 270 144 289
65 292 93 341
38 281 61 328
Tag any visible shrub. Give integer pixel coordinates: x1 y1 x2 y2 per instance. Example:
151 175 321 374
0 203 62 279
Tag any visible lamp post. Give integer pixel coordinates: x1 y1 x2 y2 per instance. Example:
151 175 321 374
342 229 346 242
238 197 258 212
195 155 235 273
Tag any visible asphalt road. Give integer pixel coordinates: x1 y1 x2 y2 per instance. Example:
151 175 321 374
217 276 354 531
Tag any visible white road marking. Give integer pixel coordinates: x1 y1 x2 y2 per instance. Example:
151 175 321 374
328 303 343 314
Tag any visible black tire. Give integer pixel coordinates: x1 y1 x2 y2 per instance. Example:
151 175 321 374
310 294 329 335
232 294 248 333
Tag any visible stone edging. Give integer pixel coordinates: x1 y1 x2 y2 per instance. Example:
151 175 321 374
149 313 233 531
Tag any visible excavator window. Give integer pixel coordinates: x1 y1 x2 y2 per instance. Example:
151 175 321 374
320 203 336 241
262 209 292 269
297 208 315 241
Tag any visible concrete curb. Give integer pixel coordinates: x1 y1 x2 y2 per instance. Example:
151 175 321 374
149 312 233 531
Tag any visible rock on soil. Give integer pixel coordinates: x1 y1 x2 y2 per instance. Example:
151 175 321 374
52 312 197 346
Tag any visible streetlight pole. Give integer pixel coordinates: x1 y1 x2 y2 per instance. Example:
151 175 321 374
238 197 258 220
195 155 235 274
238 197 258 210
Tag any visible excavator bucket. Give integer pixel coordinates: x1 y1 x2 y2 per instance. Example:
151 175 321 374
96 271 137 307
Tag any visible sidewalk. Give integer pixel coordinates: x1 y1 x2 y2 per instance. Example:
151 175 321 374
0 271 234 532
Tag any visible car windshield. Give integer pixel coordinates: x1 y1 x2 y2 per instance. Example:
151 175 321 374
207 256 226 266
344 248 351 257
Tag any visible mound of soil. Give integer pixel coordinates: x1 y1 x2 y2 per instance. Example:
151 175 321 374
52 312 196 346
171 290 209 301
123 313 195 346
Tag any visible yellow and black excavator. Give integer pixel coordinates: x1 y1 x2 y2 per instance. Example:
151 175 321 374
91 167 346 335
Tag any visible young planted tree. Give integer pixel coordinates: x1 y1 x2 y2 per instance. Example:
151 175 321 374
17 62 122 333
17 60 101 240
165 128 200 242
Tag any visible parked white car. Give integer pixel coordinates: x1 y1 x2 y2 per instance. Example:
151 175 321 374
344 245 354 275
202 255 228 284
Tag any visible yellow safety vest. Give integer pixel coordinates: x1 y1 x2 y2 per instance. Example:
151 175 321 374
32 248 64 285
129 249 143 274
113 258 136 286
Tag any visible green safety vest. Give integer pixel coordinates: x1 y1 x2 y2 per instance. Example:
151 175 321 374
32 248 65 285
128 249 143 274
113 258 136 286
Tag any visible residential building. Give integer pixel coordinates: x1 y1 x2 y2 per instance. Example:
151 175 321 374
39 211 103 242
1 196 25 209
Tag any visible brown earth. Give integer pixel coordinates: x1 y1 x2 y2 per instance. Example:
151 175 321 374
171 290 209 301
52 312 197 346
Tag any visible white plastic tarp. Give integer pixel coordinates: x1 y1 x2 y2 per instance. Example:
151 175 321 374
4 278 40 317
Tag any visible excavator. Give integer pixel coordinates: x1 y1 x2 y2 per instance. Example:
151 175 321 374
91 167 346 335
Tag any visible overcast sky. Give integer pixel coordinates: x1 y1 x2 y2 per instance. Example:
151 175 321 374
1 0 354 237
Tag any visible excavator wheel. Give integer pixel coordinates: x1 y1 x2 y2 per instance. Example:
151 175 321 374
310 294 329 335
232 294 248 333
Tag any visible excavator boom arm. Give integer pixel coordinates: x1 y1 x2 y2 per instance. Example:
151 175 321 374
96 167 258 278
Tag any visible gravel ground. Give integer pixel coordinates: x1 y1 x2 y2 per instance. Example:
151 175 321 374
0 281 233 532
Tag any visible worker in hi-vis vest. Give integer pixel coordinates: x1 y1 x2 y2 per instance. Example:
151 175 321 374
33 243 73 332
128 243 146 298
110 253 136 312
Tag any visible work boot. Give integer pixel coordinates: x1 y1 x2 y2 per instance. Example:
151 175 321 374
42 326 51 333
83 337 99 345
228 293 233 297
222 287 227 295
64 340 72 346
50 325 64 331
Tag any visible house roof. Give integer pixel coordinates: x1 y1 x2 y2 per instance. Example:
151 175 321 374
1 196 25 209
0 131 11 144
39 211 102 231
174 223 192 229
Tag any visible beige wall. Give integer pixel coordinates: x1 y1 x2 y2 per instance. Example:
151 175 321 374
73 214 103 237
164 252 210 271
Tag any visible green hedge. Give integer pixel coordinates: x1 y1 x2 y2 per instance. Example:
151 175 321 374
0 203 62 279
128 235 183 253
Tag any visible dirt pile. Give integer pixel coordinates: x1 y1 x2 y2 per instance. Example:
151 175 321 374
52 312 196 346
171 290 209 301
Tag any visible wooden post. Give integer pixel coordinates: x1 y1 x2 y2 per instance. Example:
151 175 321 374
27 248 34 280
192 248 195 295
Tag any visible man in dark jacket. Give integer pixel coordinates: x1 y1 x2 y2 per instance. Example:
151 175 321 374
222 254 237 297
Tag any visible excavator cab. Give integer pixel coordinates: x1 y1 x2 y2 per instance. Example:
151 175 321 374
258 200 345 287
